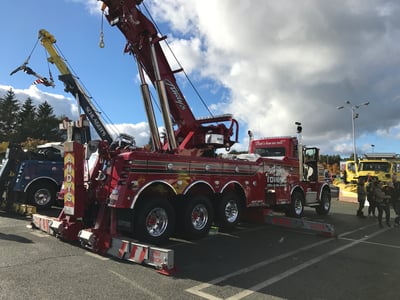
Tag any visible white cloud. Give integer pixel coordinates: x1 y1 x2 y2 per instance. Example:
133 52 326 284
109 122 150 146
146 0 198 35
0 85 78 118
66 0 101 15
13 0 397 157
0 85 151 145
146 0 400 156
164 37 203 74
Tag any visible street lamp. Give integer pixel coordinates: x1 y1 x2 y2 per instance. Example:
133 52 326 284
371 144 375 153
337 100 370 167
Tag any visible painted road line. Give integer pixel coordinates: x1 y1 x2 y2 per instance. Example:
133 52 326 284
226 228 389 300
337 223 379 238
109 270 163 300
339 236 400 249
85 251 109 261
30 231 51 238
185 238 332 299
186 226 389 300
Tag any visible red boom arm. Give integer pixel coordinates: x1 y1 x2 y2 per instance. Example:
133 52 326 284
102 0 238 154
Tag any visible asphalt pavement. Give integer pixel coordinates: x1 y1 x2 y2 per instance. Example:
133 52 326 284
1 197 400 300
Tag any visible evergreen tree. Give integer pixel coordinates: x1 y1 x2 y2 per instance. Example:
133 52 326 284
0 89 20 142
16 97 37 141
35 101 63 141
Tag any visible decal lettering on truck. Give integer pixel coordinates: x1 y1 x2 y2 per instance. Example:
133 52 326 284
264 165 289 187
63 153 75 215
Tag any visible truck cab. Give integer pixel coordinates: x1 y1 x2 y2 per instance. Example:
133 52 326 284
249 136 298 159
248 135 330 217
249 136 323 182
340 159 396 184
357 159 395 183
340 161 357 184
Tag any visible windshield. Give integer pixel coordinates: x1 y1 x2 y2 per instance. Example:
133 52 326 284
254 147 286 157
359 162 390 173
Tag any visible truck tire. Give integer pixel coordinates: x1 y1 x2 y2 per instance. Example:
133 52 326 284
215 192 242 231
134 198 175 245
316 188 331 215
287 190 304 218
182 195 214 239
28 182 56 209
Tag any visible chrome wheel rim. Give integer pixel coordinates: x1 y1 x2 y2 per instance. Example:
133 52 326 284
191 204 209 230
225 200 239 223
146 207 169 237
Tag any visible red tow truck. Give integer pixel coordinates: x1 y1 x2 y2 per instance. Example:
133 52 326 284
31 0 332 274
247 128 331 217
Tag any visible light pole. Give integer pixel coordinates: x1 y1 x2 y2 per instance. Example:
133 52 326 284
337 100 369 167
371 144 375 153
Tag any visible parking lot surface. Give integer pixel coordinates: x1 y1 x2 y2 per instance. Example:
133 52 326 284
1 199 400 300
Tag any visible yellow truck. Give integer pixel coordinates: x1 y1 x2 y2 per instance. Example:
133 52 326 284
341 153 400 184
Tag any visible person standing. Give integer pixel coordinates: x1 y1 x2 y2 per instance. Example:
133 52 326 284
374 181 391 228
356 177 367 218
390 175 400 225
366 177 377 217
391 175 400 205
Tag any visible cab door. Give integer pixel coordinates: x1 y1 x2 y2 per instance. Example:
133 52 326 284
304 147 319 182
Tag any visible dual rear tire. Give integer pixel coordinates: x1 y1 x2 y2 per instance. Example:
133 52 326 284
215 192 242 230
180 195 214 239
135 192 243 244
179 192 242 238
134 195 214 244
134 197 176 245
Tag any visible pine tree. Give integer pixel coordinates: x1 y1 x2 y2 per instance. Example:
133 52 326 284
35 101 63 141
0 89 20 142
16 97 37 141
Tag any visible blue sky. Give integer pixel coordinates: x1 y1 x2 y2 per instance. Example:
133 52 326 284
1 0 400 158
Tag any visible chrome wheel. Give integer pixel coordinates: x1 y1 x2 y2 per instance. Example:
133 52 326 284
294 197 303 216
316 188 331 215
287 190 304 218
224 200 239 223
181 195 213 239
145 207 169 237
134 197 175 245
191 204 209 231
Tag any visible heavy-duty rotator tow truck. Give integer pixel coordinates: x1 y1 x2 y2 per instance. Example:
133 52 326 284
30 0 334 275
